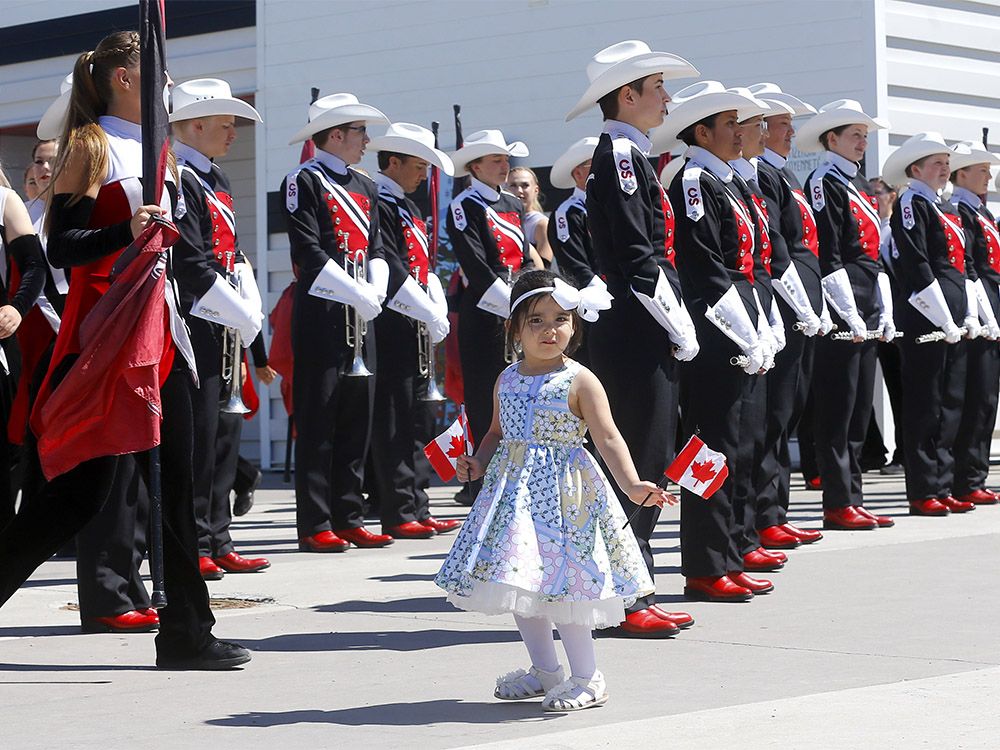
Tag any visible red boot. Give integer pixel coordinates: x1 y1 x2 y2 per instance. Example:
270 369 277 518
684 575 753 602
214 551 271 573
758 525 801 550
384 521 436 539
335 526 394 548
823 506 877 530
955 489 999 505
743 547 784 572
728 571 774 594
83 610 160 633
420 516 462 534
650 605 695 629
615 608 680 637
199 556 225 580
298 530 350 552
909 498 949 517
782 523 823 544
854 506 895 527
938 496 975 514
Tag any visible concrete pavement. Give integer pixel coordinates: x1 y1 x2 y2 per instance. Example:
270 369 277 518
2 469 999 749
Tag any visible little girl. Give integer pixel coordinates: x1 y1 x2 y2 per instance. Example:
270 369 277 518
435 269 674 712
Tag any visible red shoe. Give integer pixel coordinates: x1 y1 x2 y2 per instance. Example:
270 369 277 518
823 506 877 530
213 551 271 573
806 476 822 490
420 516 462 534
759 548 787 563
758 525 801 550
614 608 680 638
334 526 394 548
199 556 225 580
955 489 999 505
298 530 350 553
384 521 436 539
909 498 949 517
938 496 975 514
728 571 774 594
782 523 823 544
83 610 160 633
684 575 753 602
743 547 784 572
649 605 695 629
854 506 895 527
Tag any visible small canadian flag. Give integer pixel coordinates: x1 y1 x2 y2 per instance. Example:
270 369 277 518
665 434 729 499
423 406 472 482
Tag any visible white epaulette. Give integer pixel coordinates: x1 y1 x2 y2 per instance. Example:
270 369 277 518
554 194 584 242
899 189 917 230
807 162 836 212
611 137 639 195
450 186 475 231
682 164 705 222
174 175 188 219
284 159 315 212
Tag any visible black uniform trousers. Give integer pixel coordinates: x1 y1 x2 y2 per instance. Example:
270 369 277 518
755 297 809 528
0 363 216 658
796 391 819 482
292 294 373 537
0 364 16 531
589 295 677 610
457 296 507 454
954 338 1000 496
370 311 427 527
900 336 967 500
678 318 759 578
189 320 241 558
813 335 878 509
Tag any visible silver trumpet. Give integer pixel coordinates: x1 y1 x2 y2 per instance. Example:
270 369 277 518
221 250 251 414
416 269 446 402
341 232 373 378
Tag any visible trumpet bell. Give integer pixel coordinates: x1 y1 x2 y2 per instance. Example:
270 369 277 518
346 354 373 378
420 378 446 402
221 393 252 414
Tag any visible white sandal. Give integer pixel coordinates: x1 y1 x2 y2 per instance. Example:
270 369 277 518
494 665 565 700
542 671 609 712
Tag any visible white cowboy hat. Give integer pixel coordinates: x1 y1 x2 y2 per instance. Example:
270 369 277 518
550 136 599 189
949 140 1000 172
449 129 528 177
169 78 261 123
368 122 454 175
565 39 698 122
727 87 795 121
650 81 769 152
288 93 389 145
659 150 687 189
746 83 817 117
794 99 889 154
881 132 951 187
37 73 73 140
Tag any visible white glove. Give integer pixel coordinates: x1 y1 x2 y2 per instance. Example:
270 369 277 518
426 272 449 318
632 269 700 360
705 285 761 367
876 271 897 342
822 267 866 339
353 282 384 323
963 279 981 338
742 342 766 375
234 262 263 315
476 277 512 319
192 274 263 344
909 278 961 343
427 314 450 344
753 289 776 371
368 257 390 304
774 264 820 336
819 298 834 336
973 279 1000 339
673 336 700 362
768 299 786 352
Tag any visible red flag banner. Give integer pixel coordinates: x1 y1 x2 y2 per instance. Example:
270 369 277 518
423 416 468 482
665 434 729 499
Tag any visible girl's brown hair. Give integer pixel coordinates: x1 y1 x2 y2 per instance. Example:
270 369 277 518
504 269 584 358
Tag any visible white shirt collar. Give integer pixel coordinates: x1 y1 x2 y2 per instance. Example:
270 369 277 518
99 115 141 141
375 172 405 199
572 186 587 203
314 148 349 175
687 145 734 183
951 185 982 209
173 141 212 173
822 150 859 177
907 179 939 203
762 148 787 169
470 176 500 202
603 119 651 156
730 157 757 184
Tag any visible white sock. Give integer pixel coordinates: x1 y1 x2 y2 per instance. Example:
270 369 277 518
513 614 560 673
556 621 597 679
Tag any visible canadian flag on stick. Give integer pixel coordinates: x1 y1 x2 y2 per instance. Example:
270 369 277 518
665 434 729 499
423 406 472 482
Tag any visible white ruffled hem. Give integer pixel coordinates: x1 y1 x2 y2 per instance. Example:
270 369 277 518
446 580 632 629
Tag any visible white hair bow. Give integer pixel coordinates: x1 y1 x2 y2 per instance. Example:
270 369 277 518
551 277 613 322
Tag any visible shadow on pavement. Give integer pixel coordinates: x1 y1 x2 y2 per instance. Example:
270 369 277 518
240 628 522 652
315 597 454 614
0 625 82 637
206 699 560 727
0 661 155 671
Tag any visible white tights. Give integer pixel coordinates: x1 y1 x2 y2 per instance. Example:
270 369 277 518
513 614 597 679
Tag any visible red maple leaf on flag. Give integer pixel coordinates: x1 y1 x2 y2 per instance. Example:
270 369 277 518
446 434 466 459
690 460 718 484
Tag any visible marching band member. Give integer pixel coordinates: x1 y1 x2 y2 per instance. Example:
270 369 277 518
283 94 401 552
0 32 253 668
661 82 776 601
446 129 532 467
797 100 895 531
547 137 600 363
168 78 270 577
367 123 459 538
950 141 1000 505
884 132 975 516
745 83 825 548
569 40 699 634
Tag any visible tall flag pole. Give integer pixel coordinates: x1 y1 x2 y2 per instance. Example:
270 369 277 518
453 104 466 196
299 87 320 164
429 120 441 268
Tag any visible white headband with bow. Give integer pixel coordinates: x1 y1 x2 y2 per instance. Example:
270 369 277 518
509 277 613 322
